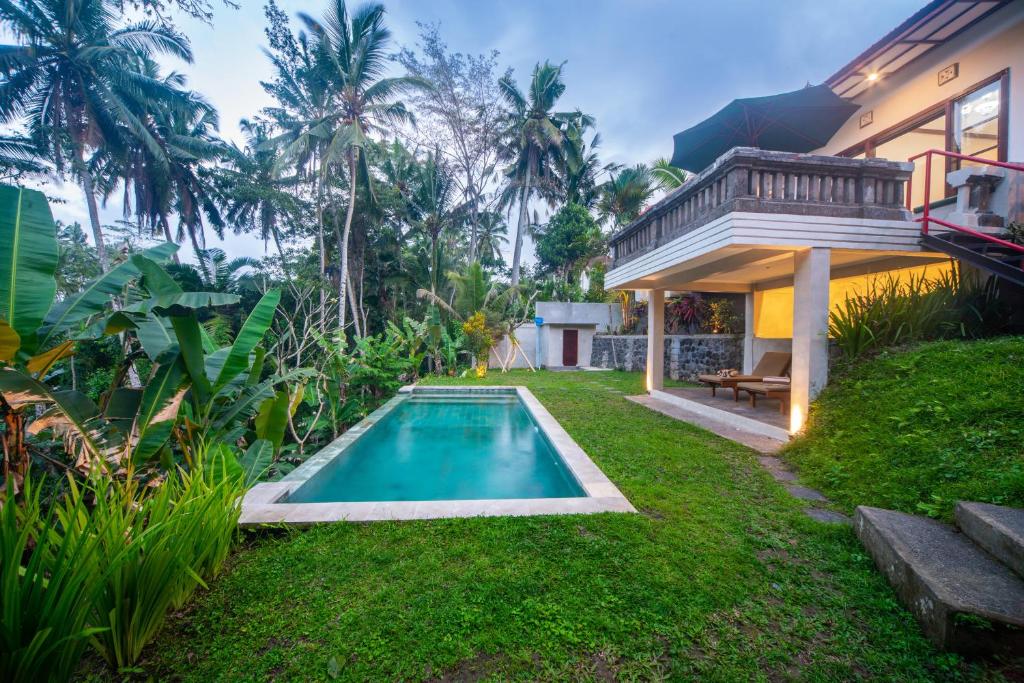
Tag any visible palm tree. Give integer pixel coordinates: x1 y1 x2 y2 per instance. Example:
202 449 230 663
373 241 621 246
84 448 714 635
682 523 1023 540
280 0 427 332
651 158 689 191
0 0 193 270
597 164 656 228
111 82 229 261
403 151 462 295
497 61 591 287
219 119 302 268
563 129 614 211
475 210 509 271
166 247 259 294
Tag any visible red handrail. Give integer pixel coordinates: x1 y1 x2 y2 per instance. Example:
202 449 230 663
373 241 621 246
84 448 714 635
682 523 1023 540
905 148 1024 255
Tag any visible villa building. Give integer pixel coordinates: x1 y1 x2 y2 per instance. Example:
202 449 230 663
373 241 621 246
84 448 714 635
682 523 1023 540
606 0 1024 437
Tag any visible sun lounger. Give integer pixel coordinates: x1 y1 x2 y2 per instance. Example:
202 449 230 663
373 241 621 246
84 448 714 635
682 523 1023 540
736 381 791 414
697 351 792 400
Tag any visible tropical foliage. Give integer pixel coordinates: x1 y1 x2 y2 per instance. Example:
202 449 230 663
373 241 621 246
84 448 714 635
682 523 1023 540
828 265 1012 360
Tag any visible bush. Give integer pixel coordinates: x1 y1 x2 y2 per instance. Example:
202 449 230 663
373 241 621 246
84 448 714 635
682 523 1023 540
0 477 105 683
77 462 243 670
0 461 244 678
829 266 1012 360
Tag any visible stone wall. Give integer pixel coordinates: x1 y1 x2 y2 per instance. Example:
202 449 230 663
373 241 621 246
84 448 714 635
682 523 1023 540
590 334 743 380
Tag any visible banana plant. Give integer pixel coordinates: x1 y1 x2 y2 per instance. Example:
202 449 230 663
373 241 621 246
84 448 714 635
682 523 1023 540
0 184 299 484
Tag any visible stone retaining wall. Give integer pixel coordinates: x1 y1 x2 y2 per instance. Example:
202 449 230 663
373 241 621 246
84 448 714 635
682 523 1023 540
590 334 743 380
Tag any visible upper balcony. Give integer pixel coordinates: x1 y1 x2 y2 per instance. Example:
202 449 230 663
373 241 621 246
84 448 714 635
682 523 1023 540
609 147 914 270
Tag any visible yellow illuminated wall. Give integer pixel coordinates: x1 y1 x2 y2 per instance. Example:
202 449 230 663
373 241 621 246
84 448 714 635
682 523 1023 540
753 261 954 339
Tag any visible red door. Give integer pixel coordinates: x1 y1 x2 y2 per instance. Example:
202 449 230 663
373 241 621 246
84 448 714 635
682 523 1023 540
562 329 579 366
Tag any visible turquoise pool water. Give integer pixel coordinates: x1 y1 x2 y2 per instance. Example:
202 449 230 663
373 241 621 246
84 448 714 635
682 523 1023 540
286 393 585 503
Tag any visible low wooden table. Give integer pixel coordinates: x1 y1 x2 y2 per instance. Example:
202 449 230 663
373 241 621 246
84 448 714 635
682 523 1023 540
736 382 791 414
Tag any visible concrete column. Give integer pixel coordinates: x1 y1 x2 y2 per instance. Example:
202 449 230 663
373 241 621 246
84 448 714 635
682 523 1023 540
646 289 665 392
743 291 755 374
790 248 831 433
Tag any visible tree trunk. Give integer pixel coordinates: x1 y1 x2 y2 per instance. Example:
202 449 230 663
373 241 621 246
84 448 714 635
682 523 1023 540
188 228 204 265
160 217 181 264
346 269 362 338
468 182 480 263
314 164 327 331
75 144 109 272
338 152 358 335
510 161 532 287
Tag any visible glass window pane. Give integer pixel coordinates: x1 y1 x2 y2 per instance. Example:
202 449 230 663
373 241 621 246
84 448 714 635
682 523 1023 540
874 113 946 207
954 80 1000 166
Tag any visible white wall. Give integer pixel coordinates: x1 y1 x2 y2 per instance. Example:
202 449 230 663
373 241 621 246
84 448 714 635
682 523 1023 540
535 302 622 332
489 325 538 370
818 4 1024 162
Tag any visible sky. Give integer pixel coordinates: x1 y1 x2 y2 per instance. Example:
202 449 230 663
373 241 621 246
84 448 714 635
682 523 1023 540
28 0 923 264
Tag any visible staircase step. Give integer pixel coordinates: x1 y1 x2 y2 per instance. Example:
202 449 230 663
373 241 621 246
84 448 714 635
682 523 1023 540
956 502 1024 579
854 506 1024 656
921 234 1024 287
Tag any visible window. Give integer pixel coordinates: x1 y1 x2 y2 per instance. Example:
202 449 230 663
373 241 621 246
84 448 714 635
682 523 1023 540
838 72 1007 207
952 80 1001 169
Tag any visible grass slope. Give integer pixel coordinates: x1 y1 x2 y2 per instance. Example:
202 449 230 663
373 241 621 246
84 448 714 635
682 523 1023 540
131 371 991 681
783 337 1024 520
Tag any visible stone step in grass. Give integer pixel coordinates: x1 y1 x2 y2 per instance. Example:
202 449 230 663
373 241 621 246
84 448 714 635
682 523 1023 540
956 501 1024 580
854 506 1024 657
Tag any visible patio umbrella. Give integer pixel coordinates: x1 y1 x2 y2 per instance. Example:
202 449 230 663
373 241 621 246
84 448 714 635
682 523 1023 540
669 84 859 173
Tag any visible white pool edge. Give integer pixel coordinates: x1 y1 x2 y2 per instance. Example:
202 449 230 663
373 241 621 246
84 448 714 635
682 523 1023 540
239 385 636 525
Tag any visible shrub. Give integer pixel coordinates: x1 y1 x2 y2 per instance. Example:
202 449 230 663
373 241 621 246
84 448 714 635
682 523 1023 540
0 477 107 683
77 461 244 670
829 266 1011 360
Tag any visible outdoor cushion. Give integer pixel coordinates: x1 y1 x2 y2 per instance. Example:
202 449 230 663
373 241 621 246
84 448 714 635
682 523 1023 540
697 352 791 386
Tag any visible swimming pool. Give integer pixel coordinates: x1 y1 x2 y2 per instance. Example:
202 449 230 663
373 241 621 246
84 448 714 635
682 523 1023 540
240 386 634 524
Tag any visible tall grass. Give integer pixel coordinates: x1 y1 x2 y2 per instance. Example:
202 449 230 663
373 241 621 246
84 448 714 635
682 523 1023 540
1 460 245 678
0 478 105 683
829 265 1011 360
76 463 243 670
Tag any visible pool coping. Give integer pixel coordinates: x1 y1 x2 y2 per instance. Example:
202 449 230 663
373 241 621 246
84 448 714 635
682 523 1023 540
239 385 636 525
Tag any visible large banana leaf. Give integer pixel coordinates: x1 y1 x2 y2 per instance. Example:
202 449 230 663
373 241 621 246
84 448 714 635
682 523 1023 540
133 351 188 461
0 319 20 361
210 369 312 435
212 289 280 392
0 368 112 467
38 242 178 347
123 291 241 316
133 255 212 402
0 185 58 356
133 313 176 361
239 439 274 486
254 390 290 452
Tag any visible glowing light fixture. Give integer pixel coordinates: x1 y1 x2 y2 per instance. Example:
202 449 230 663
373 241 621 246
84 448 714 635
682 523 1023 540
866 72 880 82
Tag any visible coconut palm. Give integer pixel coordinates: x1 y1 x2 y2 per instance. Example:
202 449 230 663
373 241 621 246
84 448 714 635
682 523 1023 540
219 119 303 267
110 82 229 260
497 61 592 287
0 133 46 181
651 157 689 191
166 247 259 294
597 164 656 228
403 151 462 295
475 210 509 270
0 0 193 269
278 0 427 332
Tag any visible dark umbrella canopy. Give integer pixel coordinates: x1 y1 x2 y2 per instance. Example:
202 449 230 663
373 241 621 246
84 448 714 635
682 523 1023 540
670 84 859 172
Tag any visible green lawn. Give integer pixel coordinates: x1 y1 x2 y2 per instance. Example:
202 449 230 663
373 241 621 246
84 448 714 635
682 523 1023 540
133 370 987 681
783 337 1024 521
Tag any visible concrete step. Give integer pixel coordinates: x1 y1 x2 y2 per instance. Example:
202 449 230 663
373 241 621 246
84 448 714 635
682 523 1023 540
854 506 1024 657
956 502 1024 579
